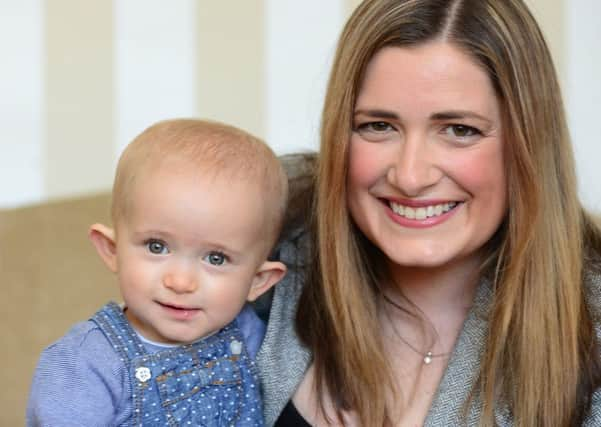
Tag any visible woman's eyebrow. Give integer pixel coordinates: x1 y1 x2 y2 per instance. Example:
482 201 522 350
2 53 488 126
354 109 492 123
353 109 399 120
430 110 492 123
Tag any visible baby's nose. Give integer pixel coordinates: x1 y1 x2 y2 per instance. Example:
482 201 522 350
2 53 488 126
163 268 198 293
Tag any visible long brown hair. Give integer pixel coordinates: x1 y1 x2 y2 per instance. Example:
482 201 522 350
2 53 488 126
296 0 601 425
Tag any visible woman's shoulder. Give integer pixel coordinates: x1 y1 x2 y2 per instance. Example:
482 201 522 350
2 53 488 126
276 227 311 265
585 262 601 335
257 226 313 425
258 226 311 316
253 227 311 321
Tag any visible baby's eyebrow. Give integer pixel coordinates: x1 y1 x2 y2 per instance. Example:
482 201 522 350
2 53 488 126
131 230 171 239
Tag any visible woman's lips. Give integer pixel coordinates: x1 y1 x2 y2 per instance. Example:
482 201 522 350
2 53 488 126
384 199 462 228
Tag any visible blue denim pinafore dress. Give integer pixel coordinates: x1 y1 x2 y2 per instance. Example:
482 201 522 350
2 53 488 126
91 302 264 427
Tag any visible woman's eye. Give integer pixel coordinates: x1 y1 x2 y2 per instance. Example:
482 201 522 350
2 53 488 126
445 124 480 138
357 121 393 133
146 239 168 255
204 251 227 266
354 121 397 142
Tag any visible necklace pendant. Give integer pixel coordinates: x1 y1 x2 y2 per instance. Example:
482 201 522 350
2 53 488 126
424 352 433 365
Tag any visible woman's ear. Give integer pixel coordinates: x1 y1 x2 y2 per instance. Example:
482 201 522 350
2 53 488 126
89 223 118 273
247 261 287 302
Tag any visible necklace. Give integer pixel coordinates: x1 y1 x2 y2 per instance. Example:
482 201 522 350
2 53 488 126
382 293 451 365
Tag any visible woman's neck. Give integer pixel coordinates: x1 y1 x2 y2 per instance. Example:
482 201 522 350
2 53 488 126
384 252 483 320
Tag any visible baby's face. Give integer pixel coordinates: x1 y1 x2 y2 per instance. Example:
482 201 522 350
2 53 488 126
113 165 270 344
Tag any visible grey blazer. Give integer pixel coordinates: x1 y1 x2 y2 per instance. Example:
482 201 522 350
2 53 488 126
256 231 601 426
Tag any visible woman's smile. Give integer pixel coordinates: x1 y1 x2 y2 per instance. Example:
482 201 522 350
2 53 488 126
385 198 462 228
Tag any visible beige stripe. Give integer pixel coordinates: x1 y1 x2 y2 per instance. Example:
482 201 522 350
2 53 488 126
346 0 362 15
197 1 265 139
45 0 114 198
526 0 566 90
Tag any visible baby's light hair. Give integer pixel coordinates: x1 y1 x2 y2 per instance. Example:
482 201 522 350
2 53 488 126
111 118 288 251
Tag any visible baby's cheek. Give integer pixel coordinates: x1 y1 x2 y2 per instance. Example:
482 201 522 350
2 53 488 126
119 260 154 292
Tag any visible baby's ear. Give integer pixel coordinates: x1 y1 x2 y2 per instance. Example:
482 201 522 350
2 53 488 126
247 261 287 302
88 223 118 273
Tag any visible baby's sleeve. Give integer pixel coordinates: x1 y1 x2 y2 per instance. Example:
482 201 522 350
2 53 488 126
236 304 267 359
26 321 130 427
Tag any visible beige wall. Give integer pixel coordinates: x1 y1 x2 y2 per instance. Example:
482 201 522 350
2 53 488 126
4 0 599 209
347 0 363 14
345 0 567 86
197 1 266 138
45 0 115 199
526 0 566 89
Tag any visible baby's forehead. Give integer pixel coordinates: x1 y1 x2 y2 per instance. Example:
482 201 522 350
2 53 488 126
140 154 265 187
120 158 273 210
112 125 287 238
115 165 279 249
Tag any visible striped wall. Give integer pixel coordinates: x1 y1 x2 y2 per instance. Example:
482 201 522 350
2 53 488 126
565 0 601 212
0 1 44 207
1 1 600 210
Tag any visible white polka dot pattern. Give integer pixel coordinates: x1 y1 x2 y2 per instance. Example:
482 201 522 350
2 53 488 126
92 302 264 426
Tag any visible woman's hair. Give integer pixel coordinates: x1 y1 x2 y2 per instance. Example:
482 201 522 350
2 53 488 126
296 0 601 425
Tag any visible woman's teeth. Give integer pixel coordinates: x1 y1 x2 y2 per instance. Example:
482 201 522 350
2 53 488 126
390 201 458 220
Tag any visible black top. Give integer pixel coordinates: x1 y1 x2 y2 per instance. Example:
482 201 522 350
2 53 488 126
274 400 312 426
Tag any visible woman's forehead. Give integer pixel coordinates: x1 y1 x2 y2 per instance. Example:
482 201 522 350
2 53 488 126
355 43 500 119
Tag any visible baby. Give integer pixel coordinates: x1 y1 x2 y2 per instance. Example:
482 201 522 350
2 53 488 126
27 119 288 426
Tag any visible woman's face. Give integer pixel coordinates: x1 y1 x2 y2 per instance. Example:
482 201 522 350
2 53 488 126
347 42 507 270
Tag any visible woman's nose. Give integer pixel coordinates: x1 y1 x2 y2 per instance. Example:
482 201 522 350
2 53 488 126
386 133 442 196
163 264 198 293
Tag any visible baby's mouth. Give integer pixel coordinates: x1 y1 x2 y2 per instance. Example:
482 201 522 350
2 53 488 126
157 301 200 312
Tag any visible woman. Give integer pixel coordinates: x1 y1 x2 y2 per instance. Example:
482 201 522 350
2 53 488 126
257 0 601 426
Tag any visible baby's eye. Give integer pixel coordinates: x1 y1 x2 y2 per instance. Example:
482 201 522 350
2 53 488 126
146 239 168 255
204 251 228 266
